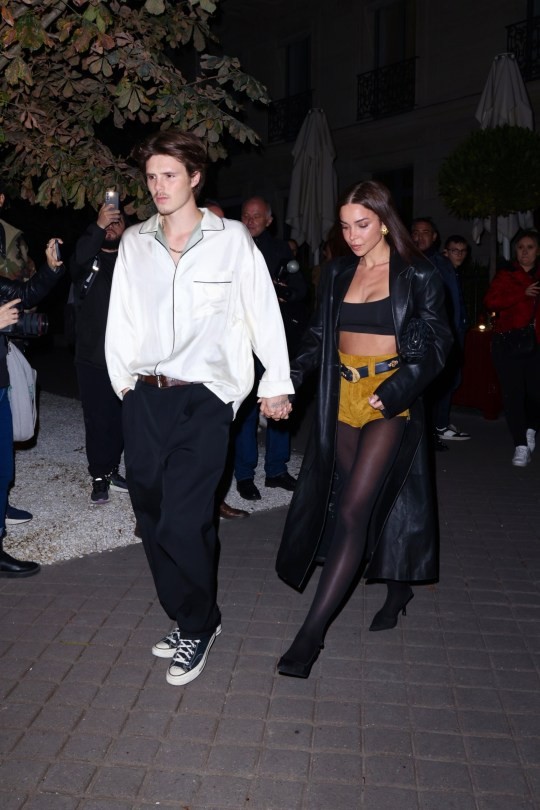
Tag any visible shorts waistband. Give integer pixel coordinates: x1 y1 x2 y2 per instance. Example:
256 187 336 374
339 356 400 383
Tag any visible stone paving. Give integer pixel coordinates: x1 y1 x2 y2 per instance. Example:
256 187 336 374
1 409 540 809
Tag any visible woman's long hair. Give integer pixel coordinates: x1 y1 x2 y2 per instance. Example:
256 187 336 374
338 180 423 265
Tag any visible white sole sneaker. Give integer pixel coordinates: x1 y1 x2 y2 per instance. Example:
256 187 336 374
166 628 220 686
153 624 221 658
526 429 536 454
512 446 531 467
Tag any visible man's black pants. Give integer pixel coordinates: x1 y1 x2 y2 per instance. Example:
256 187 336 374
76 362 124 479
122 382 233 639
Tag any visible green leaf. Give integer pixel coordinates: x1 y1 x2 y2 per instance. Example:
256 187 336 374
144 0 166 14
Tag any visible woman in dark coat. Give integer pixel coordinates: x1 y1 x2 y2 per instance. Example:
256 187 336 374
276 181 453 678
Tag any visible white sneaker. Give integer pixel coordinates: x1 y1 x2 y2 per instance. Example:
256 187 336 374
526 429 536 453
436 424 470 441
512 446 531 467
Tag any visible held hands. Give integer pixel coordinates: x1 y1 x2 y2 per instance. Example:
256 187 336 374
258 394 292 420
97 202 121 230
45 239 63 271
0 299 21 330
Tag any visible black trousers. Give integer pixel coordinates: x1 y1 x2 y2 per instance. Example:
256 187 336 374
76 362 124 479
122 382 233 639
492 341 540 447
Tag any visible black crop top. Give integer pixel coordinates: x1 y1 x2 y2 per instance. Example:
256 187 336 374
339 297 394 336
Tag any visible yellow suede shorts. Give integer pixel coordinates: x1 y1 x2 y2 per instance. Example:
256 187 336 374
338 351 409 428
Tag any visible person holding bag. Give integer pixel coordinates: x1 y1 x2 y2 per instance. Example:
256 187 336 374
0 239 64 577
484 230 540 467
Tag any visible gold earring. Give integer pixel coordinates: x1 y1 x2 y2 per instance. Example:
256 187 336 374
381 225 389 236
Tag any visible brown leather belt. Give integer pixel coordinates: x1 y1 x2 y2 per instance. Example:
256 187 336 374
138 374 191 389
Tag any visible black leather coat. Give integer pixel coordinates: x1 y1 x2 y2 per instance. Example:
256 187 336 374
276 251 453 591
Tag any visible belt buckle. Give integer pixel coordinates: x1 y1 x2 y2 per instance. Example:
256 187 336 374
387 359 399 369
157 375 163 389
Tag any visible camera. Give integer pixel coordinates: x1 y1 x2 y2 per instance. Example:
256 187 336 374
0 311 48 337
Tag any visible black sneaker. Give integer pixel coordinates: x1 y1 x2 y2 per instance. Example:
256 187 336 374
5 504 33 525
166 627 220 686
153 624 221 659
90 477 109 505
109 467 128 492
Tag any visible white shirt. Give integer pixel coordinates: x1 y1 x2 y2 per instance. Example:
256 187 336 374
105 208 293 415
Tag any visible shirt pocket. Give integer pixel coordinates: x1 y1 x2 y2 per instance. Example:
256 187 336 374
192 279 232 319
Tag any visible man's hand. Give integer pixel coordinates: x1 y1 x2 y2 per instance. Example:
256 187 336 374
258 394 292 420
97 202 121 230
0 299 21 330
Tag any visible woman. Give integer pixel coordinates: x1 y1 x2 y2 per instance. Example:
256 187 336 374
0 239 64 577
275 181 452 678
484 230 540 467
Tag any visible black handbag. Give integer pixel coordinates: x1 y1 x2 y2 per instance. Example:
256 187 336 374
494 323 536 358
399 317 433 363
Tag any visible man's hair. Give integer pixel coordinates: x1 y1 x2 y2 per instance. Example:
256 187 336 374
132 129 207 198
444 234 469 248
411 216 437 234
241 196 272 218
338 180 423 264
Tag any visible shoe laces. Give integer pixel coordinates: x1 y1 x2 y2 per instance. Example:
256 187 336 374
171 638 199 669
163 628 182 647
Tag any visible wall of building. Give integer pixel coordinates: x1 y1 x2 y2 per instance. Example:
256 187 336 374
214 0 539 262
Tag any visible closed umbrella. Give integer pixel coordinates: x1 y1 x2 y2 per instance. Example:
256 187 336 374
473 52 534 259
286 108 337 261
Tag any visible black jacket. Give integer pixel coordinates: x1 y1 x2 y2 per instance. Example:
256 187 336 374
0 263 65 387
69 223 117 369
275 251 453 591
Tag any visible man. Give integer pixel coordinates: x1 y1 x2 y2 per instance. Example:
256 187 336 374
70 202 130 504
0 183 38 526
411 218 470 448
105 130 292 686
233 196 307 501
443 234 470 273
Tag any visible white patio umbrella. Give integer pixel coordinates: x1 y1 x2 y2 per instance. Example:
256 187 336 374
473 52 534 260
286 108 337 262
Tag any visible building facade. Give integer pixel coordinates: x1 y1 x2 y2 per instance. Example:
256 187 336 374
215 0 540 264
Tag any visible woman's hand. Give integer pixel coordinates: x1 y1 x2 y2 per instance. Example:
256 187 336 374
45 239 64 271
0 299 21 330
525 280 540 297
259 394 292 420
368 394 385 411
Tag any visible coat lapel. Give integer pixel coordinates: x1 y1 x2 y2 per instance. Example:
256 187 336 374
389 252 413 343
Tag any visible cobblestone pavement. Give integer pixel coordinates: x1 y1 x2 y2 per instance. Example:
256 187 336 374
1 409 540 809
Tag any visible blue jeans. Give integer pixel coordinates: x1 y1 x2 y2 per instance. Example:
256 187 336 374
0 388 14 534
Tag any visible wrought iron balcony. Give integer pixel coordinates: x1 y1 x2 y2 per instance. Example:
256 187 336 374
267 90 312 143
357 57 416 121
507 16 540 81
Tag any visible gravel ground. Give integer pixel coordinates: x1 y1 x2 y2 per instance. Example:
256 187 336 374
4 392 300 565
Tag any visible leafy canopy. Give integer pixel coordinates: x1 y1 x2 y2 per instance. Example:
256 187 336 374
0 0 269 215
439 125 540 220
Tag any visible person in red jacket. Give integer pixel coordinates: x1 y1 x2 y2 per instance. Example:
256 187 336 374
484 230 540 467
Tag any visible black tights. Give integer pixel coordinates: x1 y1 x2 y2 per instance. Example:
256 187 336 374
285 417 407 660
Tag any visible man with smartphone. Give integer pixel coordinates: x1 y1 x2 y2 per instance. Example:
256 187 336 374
70 196 129 504
105 129 293 687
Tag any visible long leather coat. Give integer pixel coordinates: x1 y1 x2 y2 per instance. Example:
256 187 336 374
276 250 453 591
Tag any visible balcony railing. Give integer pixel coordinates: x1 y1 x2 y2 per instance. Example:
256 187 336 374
267 90 312 143
507 16 540 81
357 57 416 121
